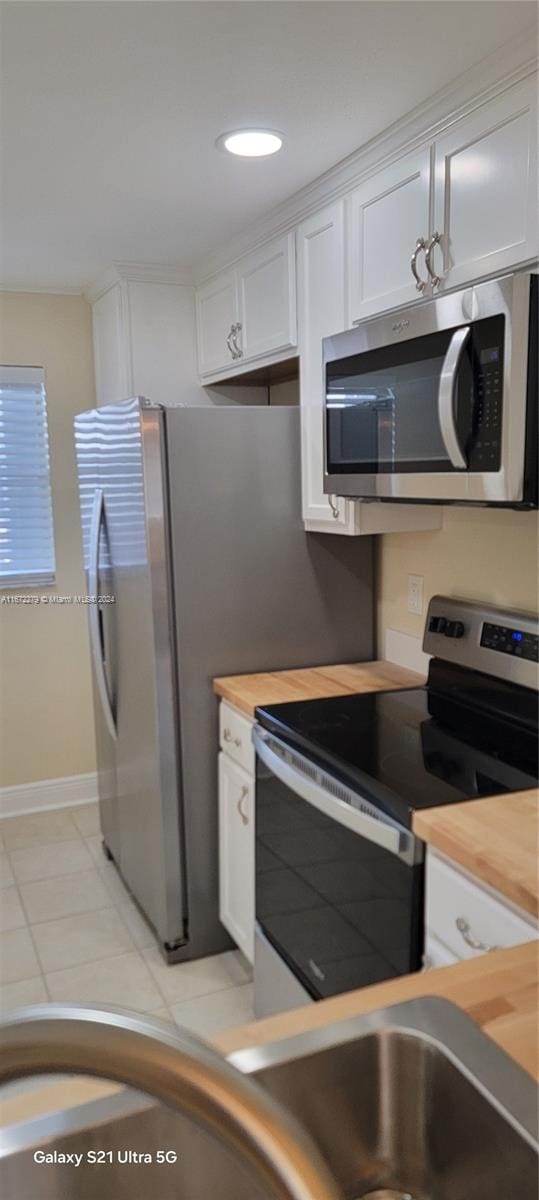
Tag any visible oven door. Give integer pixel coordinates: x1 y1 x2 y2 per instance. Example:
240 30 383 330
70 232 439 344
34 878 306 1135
324 272 534 505
254 727 424 1002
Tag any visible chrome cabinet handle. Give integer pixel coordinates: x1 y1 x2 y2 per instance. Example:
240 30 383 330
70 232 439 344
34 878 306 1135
237 785 249 825
226 327 236 359
224 728 241 748
425 231 442 287
410 236 428 292
456 916 498 954
438 324 470 469
231 322 243 359
328 494 340 520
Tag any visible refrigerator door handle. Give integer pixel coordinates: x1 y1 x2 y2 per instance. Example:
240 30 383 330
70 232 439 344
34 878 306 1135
89 488 117 740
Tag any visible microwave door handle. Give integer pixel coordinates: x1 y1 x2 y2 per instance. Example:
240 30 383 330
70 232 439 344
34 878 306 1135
89 488 117 741
438 325 470 469
253 728 414 864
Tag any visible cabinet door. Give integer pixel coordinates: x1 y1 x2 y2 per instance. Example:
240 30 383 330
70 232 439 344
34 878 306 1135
297 202 359 533
196 269 239 376
236 232 297 362
348 146 432 323
92 284 130 406
433 76 538 291
218 752 254 964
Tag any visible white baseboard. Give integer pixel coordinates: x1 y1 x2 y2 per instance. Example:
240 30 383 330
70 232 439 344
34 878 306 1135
0 772 98 819
384 628 431 676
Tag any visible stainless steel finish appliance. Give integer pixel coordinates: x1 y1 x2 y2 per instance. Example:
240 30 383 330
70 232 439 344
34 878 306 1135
323 271 538 506
254 597 538 1014
2 998 537 1199
74 399 373 961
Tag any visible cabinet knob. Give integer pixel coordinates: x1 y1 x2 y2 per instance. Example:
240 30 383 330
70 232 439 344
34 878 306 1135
410 236 429 292
224 728 242 748
237 785 249 825
226 327 236 358
328 494 340 520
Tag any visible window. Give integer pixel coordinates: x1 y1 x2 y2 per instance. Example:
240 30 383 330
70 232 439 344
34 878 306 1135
0 365 56 587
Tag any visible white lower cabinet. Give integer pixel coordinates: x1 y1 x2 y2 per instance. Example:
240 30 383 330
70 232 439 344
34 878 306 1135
218 747 255 964
424 849 537 968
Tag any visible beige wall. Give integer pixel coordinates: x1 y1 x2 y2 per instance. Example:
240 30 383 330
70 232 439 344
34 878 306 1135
0 292 97 786
376 506 539 649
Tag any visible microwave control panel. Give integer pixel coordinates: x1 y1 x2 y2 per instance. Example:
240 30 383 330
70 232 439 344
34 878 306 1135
480 622 538 662
467 318 504 472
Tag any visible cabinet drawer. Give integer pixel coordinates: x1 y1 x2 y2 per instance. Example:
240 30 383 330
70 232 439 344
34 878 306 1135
425 851 537 961
219 701 255 775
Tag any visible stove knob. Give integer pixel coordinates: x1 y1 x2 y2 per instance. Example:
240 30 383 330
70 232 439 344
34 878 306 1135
428 616 447 633
445 620 465 639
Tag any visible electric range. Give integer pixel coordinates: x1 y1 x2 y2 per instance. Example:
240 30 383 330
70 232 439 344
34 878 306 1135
252 596 538 1014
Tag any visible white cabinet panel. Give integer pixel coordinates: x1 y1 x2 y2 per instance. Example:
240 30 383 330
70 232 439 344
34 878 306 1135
237 232 297 361
433 77 538 290
297 202 358 533
425 850 537 963
348 146 431 322
219 701 255 776
92 284 129 406
196 269 239 376
218 752 254 964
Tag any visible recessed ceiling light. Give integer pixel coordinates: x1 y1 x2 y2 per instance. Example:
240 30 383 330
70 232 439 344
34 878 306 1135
216 129 284 158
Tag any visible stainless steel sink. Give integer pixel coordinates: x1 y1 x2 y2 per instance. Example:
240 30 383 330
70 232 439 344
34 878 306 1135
1 998 537 1199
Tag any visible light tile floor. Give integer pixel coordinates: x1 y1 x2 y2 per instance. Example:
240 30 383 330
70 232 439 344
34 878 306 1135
0 804 254 1038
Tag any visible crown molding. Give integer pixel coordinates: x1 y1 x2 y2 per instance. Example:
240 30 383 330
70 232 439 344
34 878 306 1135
193 32 538 283
84 260 194 304
0 284 83 296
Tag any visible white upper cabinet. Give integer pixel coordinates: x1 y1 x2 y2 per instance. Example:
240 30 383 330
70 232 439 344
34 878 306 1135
89 269 205 408
236 232 297 361
431 76 538 292
92 283 129 407
195 269 239 376
348 146 432 323
297 201 358 533
196 233 297 379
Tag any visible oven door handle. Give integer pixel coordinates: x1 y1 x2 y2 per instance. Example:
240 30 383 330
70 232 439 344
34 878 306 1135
438 324 470 469
253 728 417 865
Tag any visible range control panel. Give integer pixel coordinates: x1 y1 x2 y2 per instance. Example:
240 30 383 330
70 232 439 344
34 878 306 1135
423 596 538 690
480 622 538 662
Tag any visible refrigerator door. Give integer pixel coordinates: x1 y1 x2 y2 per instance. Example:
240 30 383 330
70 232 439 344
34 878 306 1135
74 398 186 948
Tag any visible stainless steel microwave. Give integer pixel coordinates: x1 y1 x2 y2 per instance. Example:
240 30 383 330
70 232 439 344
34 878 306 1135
323 272 537 507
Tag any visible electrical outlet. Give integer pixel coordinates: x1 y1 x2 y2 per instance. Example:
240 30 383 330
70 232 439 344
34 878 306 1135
407 574 424 615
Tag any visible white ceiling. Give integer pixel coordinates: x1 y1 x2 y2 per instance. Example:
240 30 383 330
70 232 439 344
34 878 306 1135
1 1 536 291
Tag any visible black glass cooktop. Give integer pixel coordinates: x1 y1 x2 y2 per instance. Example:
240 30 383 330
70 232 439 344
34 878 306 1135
256 666 538 830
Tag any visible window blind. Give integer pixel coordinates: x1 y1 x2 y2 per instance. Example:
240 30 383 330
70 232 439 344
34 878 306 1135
0 365 56 587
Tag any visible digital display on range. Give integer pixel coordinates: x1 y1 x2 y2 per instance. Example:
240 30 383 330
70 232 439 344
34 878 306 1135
481 622 538 661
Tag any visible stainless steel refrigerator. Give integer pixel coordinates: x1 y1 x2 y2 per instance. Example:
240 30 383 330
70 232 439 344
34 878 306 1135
74 398 373 962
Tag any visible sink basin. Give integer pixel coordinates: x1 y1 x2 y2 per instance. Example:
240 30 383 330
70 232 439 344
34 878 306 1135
1 998 537 1199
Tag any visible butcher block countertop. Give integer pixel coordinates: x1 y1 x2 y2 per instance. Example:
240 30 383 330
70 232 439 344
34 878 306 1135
215 941 538 1080
213 659 424 717
413 789 539 919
